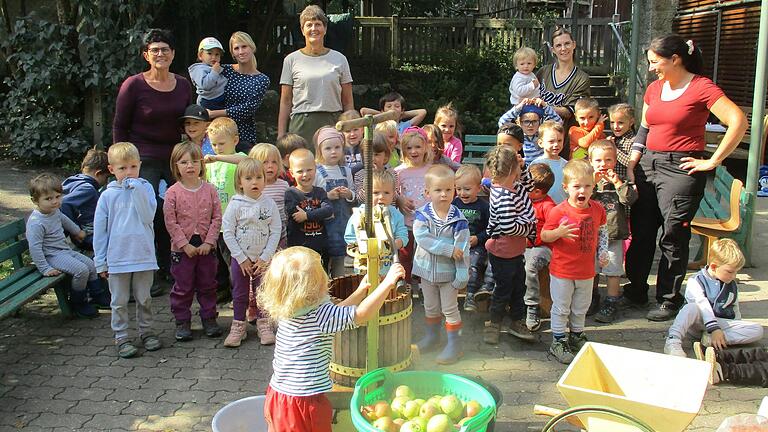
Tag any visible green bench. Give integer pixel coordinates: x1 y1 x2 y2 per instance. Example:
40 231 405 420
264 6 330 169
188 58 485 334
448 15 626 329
690 166 753 267
0 218 72 319
462 134 496 168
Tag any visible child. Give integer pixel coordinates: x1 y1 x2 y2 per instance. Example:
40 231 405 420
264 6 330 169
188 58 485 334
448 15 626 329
361 91 427 134
339 110 364 174
222 159 281 347
284 149 334 265
344 170 408 276
509 47 540 105
541 159 608 364
163 142 223 341
496 122 525 153
180 104 214 156
61 148 110 251
313 127 356 278
568 97 607 160
483 146 537 345
249 143 290 247
664 239 763 358
259 247 404 432
94 142 161 358
188 37 227 111
375 120 401 168
533 121 568 203
412 164 470 364
498 99 562 165
523 163 556 331
353 131 399 205
452 165 489 312
424 124 461 171
27 174 104 318
589 140 638 324
394 128 433 285
435 103 463 163
275 133 309 187
607 103 636 179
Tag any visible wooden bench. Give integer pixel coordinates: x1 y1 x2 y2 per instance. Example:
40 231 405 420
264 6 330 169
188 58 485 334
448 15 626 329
705 105 768 161
0 219 71 319
462 134 496 168
689 166 751 268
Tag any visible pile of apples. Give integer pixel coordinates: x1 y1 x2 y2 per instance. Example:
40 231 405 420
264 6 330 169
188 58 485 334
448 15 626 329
360 384 486 432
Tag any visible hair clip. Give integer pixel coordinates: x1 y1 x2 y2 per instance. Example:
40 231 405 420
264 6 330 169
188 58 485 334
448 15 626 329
686 39 694 55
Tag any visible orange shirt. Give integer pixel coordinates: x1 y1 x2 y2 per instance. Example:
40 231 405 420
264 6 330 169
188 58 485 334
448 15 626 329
568 123 605 160
543 200 606 280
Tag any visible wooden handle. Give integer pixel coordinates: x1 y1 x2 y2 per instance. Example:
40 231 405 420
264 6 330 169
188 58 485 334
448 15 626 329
533 405 586 428
335 110 399 131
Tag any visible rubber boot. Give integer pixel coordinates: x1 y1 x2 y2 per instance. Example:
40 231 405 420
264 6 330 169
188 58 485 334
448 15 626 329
416 316 442 353
70 289 98 318
87 279 111 310
436 323 463 365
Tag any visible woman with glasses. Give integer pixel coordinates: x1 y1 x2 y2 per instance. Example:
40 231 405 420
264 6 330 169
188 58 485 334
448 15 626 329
206 32 270 153
536 27 591 158
113 29 193 295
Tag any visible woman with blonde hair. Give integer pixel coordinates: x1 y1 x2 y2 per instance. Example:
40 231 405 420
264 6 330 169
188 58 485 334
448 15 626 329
208 31 270 153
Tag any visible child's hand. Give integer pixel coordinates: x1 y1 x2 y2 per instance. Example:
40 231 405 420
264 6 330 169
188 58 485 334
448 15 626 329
401 198 415 215
532 77 540 87
598 114 608 124
598 251 610 268
45 269 62 277
556 219 578 240
394 238 404 250
337 186 353 199
197 243 213 256
74 230 86 242
710 329 728 350
183 244 198 258
292 207 308 223
469 235 478 248
327 188 340 200
204 154 217 164
240 258 254 277
603 169 623 187
532 98 545 107
383 263 405 287
627 169 636 185
452 247 464 261
211 60 222 73
99 271 109 279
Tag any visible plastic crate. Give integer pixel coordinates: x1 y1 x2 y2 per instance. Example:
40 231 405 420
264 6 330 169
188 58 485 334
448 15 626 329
350 368 496 432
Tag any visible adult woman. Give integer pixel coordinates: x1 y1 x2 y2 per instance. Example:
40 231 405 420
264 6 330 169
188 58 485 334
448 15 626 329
208 31 270 153
113 29 192 291
535 27 591 156
625 35 747 321
277 5 354 147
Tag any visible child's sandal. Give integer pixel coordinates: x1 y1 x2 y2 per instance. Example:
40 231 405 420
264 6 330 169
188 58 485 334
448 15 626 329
117 340 138 359
141 334 162 352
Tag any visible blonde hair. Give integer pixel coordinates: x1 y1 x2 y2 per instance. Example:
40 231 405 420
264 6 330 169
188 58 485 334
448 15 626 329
608 103 635 119
425 164 454 188
588 139 617 159
234 158 265 193
207 117 239 139
249 143 284 177
485 145 519 181
313 126 346 166
574 97 600 113
709 238 745 269
375 119 398 136
289 148 315 170
299 4 328 27
256 247 330 320
108 142 140 164
400 131 430 167
229 31 257 67
29 173 62 202
170 141 205 181
455 164 482 184
538 121 565 142
562 159 594 184
372 169 396 190
513 46 537 65
434 102 460 137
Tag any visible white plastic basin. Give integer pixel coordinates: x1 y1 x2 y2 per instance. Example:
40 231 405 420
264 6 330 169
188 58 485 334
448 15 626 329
211 395 268 432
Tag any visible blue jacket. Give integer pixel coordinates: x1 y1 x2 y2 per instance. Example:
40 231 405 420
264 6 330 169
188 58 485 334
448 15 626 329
344 204 409 276
686 268 740 333
412 203 471 289
93 178 158 274
61 174 101 250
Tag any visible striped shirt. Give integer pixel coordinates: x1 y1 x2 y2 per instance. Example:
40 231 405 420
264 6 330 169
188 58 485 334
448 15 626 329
269 301 357 396
263 179 290 241
486 169 536 238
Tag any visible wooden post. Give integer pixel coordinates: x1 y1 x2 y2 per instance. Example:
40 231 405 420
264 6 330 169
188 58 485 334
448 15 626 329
390 15 399 69
571 0 580 63
466 14 475 48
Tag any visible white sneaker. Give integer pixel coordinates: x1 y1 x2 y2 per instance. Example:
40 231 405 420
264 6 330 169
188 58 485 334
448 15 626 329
663 338 687 357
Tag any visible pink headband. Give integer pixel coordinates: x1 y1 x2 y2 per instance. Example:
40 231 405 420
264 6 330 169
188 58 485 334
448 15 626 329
402 126 428 142
315 127 345 147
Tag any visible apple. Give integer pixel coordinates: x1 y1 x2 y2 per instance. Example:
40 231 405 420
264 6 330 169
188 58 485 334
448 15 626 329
391 396 410 417
374 400 392 419
411 416 428 430
400 419 425 432
439 395 463 420
465 400 482 418
419 401 440 420
395 385 415 400
362 404 377 422
373 416 397 432
402 400 421 419
426 414 455 432
394 418 406 428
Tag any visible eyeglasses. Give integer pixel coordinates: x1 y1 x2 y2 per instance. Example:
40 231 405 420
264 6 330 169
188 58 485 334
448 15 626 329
176 160 201 166
522 120 540 126
147 47 171 55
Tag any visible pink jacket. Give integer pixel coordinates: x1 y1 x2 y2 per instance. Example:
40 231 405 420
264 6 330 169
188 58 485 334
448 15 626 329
443 136 463 163
163 181 222 251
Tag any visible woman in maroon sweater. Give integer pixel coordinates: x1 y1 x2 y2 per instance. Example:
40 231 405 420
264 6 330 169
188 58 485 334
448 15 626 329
112 29 192 290
624 34 747 321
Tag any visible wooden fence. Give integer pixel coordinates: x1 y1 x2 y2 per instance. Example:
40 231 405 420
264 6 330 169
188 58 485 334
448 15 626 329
263 15 621 74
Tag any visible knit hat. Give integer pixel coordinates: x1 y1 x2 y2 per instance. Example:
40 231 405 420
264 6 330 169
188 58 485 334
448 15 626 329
520 104 545 119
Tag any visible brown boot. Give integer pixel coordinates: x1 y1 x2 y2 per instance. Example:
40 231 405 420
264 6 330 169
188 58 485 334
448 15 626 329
256 318 275 345
483 321 500 345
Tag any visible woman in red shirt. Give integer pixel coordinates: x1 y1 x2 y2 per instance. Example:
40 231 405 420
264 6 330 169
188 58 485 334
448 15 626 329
624 34 747 322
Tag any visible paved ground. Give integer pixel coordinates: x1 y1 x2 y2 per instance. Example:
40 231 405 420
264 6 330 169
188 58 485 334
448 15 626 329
1 162 767 431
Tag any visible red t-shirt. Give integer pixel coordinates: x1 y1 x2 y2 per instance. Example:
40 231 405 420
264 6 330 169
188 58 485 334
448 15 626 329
543 200 606 280
644 75 725 153
530 195 556 247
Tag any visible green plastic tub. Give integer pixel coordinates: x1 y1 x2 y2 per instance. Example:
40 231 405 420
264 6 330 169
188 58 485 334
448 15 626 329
350 368 497 432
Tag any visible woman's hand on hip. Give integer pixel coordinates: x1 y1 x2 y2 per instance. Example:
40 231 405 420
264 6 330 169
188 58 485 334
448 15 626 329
679 157 718 175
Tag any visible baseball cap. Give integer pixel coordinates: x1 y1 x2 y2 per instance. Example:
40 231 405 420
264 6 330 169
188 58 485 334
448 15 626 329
179 104 210 122
198 37 224 52
520 104 545 119
498 122 524 144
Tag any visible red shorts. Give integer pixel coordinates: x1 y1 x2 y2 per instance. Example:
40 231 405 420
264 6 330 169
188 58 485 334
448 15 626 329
264 385 333 432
